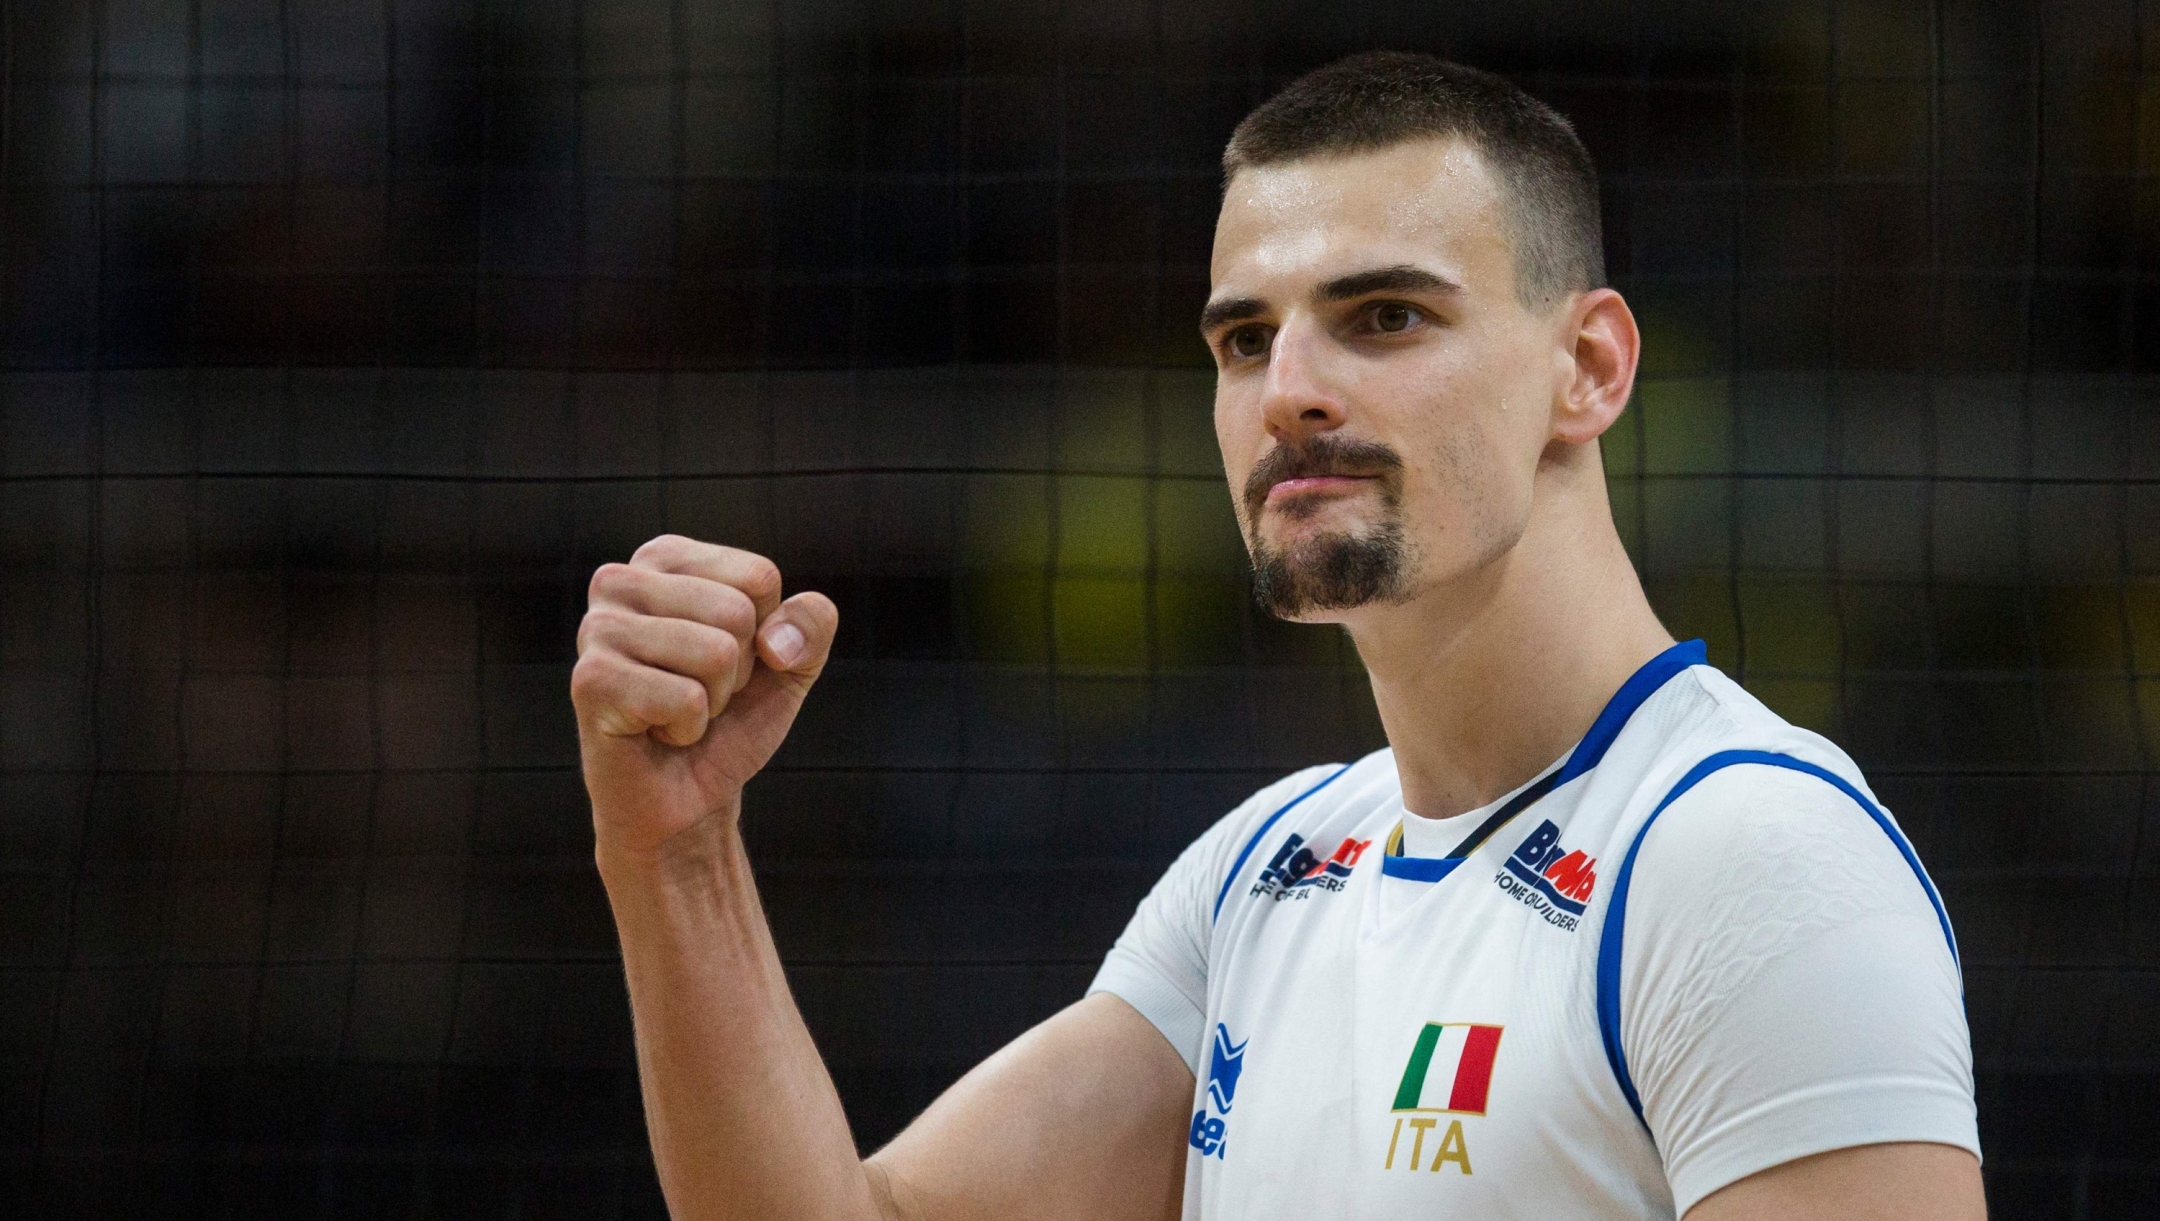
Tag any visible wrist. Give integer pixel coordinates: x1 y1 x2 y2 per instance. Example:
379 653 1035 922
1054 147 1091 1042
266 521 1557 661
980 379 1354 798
593 801 746 894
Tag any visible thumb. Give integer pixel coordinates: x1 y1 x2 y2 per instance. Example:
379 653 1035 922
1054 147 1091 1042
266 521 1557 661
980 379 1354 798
752 590 839 694
679 591 838 795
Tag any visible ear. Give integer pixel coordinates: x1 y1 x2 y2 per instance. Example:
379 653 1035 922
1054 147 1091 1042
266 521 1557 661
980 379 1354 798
1550 288 1640 446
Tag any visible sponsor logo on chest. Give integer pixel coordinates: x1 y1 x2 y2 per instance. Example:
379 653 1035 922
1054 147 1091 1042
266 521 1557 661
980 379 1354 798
1494 818 1598 931
1382 1021 1500 1176
1249 832 1371 901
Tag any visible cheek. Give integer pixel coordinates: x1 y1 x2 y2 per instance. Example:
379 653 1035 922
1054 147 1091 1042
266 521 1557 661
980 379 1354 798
1419 334 1551 465
1214 388 1258 468
1213 392 1256 520
1397 398 1535 544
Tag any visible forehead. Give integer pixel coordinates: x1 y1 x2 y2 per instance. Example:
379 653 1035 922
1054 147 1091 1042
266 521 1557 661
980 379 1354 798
1210 137 1511 296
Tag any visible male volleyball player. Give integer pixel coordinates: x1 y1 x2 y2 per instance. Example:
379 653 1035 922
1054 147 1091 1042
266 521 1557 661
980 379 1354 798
570 53 1983 1221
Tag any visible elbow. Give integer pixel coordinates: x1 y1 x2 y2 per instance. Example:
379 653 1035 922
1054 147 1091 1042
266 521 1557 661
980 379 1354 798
863 1160 915 1221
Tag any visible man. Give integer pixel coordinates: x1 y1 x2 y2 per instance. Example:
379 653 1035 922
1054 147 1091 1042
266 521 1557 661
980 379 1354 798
570 53 1983 1220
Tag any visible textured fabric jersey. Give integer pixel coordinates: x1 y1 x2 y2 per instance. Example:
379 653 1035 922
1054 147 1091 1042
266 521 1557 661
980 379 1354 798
1088 641 1977 1219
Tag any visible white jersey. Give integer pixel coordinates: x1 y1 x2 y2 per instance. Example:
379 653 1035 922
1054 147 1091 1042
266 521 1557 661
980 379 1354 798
1089 641 1977 1220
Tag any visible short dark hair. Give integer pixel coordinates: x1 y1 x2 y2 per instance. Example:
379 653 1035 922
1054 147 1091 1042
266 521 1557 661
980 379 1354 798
1223 52 1605 307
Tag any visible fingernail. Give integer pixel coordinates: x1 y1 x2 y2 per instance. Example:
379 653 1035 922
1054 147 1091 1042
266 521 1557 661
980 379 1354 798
765 622 805 667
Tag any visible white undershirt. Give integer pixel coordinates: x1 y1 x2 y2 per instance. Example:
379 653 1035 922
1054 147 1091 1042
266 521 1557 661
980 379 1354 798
1382 755 1565 921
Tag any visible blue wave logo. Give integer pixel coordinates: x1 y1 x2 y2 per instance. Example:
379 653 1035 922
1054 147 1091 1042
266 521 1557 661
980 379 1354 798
1206 1023 1248 1114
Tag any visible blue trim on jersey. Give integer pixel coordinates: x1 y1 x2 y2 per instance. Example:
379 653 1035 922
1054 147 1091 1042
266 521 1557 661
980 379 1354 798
1212 764 1355 922
1378 853 1463 883
1594 750 1961 1129
1380 639 1709 884
1554 638 1707 786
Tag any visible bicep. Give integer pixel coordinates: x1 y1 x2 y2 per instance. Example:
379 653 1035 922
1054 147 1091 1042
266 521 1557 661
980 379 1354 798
1683 1141 1984 1221
867 991 1193 1221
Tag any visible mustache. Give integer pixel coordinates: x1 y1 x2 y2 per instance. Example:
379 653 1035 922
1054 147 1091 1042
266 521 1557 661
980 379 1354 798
1242 435 1406 516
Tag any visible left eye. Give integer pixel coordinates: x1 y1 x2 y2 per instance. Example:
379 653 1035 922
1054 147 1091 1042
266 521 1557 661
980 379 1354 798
1372 304 1417 333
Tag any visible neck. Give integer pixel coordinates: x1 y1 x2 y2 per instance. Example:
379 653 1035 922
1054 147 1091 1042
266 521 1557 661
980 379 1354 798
1339 451 1673 819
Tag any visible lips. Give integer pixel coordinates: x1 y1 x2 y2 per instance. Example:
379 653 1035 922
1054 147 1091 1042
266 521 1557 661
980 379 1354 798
1241 436 1406 519
1265 474 1375 504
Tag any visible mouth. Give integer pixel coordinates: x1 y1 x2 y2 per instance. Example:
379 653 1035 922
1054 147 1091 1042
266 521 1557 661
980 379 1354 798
1241 435 1405 523
1264 474 1377 506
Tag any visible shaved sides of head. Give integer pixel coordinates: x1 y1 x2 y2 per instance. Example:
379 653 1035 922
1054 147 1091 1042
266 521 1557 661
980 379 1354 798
1223 52 1605 308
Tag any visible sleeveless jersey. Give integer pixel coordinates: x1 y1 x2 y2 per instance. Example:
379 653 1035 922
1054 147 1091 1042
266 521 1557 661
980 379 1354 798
1089 641 1977 1219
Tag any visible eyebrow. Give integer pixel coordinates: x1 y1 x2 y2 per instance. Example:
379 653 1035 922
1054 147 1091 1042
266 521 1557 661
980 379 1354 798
1317 264 1464 301
1198 296 1266 334
1198 264 1463 334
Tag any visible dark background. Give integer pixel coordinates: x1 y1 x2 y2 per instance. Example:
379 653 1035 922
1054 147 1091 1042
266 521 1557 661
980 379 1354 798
3 0 2156 1216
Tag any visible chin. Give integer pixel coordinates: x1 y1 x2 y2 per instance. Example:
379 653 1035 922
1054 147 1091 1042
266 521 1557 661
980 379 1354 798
1248 526 1413 620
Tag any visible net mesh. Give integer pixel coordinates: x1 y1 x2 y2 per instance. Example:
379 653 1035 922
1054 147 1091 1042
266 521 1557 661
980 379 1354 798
1 2 2154 1216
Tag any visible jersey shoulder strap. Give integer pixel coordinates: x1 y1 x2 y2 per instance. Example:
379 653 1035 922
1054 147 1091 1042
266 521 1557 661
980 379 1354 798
1592 749 1960 1128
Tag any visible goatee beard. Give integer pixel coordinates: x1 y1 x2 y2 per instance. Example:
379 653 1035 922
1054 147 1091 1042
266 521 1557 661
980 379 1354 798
1249 522 1410 617
1241 435 1412 618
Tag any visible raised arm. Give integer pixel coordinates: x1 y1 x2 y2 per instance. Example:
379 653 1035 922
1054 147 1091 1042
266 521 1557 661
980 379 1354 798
573 536 1191 1221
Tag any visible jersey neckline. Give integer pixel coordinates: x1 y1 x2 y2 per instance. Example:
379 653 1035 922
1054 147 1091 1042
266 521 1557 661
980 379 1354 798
1378 638 1708 884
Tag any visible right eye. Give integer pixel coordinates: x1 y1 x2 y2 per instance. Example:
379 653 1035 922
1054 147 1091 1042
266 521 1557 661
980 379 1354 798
1226 325 1271 359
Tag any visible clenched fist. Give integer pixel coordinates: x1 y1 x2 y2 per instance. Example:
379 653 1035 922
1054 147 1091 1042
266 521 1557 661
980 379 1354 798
571 534 838 864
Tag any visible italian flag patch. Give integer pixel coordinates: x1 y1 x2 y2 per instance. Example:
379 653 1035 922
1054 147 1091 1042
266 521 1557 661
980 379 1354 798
1390 1023 1502 1115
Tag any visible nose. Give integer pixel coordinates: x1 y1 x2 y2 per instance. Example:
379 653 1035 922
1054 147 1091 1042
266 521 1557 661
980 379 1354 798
1258 312 1349 443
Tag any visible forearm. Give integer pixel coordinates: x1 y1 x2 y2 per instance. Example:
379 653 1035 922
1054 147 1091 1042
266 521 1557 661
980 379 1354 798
573 538 1188 1219
600 813 885 1221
